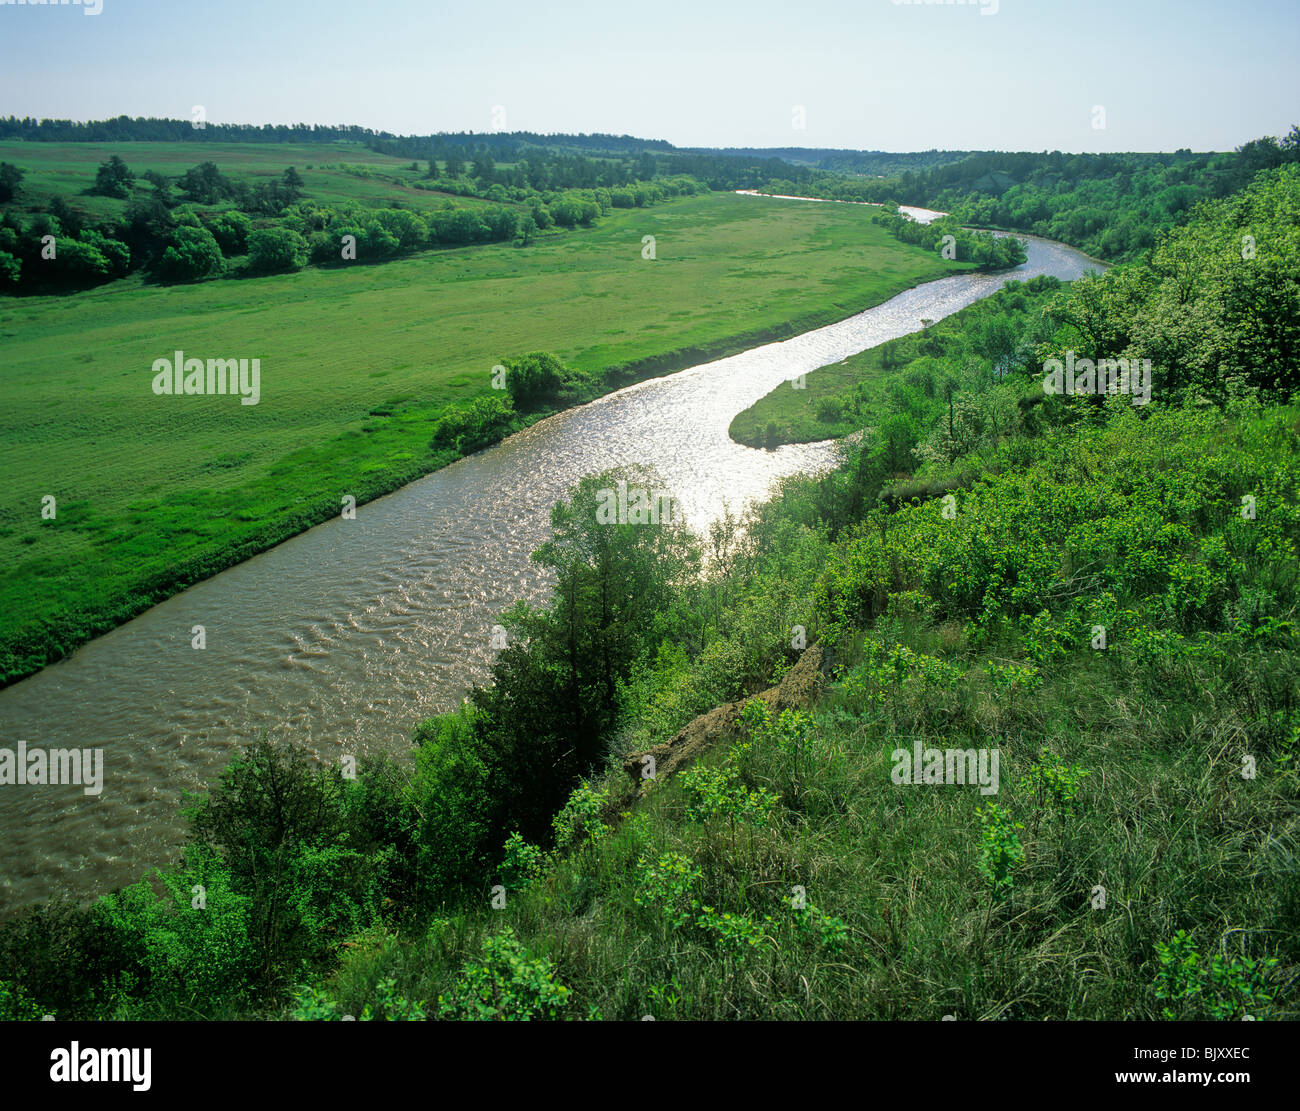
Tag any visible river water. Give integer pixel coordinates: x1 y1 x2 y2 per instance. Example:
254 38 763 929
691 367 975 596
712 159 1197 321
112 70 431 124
0 219 1100 915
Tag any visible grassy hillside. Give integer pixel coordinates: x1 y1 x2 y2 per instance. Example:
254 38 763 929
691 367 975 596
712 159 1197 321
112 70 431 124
4 398 1293 1022
414 404 1297 1022
0 190 969 683
0 139 512 220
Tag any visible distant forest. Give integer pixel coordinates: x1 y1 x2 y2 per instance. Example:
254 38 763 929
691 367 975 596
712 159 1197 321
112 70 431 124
4 115 1298 266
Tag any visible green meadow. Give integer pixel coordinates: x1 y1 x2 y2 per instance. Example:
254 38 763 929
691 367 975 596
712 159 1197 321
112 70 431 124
0 139 516 219
0 188 969 683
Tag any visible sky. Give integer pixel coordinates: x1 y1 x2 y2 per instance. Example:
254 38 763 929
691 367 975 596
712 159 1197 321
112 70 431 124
0 0 1296 152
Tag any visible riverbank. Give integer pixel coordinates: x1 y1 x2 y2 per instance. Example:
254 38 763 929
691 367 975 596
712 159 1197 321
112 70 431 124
0 191 972 687
0 230 1100 916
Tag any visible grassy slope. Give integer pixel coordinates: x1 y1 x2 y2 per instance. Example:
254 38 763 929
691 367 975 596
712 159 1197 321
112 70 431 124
0 139 519 219
0 189 970 682
299 403 1298 1022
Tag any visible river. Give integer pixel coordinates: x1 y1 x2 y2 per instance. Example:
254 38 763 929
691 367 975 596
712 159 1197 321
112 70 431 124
0 216 1101 915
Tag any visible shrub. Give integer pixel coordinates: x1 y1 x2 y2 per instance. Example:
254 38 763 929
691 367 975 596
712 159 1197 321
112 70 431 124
409 703 495 902
184 737 356 983
157 225 224 282
0 979 45 1020
97 846 257 1012
208 210 252 255
975 804 1024 901
1153 931 1278 1020
498 832 545 891
551 780 608 852
502 351 567 410
77 229 130 276
50 238 112 284
816 397 844 423
1017 746 1090 821
247 227 307 273
696 907 768 961
430 394 516 455
436 929 571 1020
633 851 702 929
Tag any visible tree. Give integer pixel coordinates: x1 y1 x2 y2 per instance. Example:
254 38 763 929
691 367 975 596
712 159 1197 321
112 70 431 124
502 351 566 409
179 161 233 205
0 162 24 203
246 227 307 273
157 225 224 282
207 210 251 255
280 166 304 204
48 197 86 239
92 155 134 199
51 240 111 285
481 206 518 242
123 194 175 259
77 230 130 277
371 208 425 252
470 466 700 837
426 207 488 245
141 170 173 204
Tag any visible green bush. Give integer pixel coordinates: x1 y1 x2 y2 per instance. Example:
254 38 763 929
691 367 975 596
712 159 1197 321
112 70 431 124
97 845 256 1012
157 225 224 281
1153 931 1278 1020
0 979 46 1020
498 832 545 890
551 780 608 852
430 394 516 454
207 210 252 255
436 929 571 1020
246 226 307 273
409 703 495 901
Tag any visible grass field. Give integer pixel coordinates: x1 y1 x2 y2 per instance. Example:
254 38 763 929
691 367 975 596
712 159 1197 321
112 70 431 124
0 139 518 220
729 278 1061 448
730 342 896 447
0 188 971 683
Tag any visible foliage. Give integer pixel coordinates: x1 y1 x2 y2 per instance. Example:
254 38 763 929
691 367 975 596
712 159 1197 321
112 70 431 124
1017 747 1090 820
436 929 571 1020
551 780 609 852
633 851 703 930
157 224 224 281
1153 931 1278 1020
498 832 545 891
246 226 307 272
975 804 1024 901
92 155 134 199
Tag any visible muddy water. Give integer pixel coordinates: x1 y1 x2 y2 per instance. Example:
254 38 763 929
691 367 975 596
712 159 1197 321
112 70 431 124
0 228 1100 914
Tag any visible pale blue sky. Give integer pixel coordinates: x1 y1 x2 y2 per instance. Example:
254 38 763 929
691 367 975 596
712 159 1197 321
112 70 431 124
1 0 1295 151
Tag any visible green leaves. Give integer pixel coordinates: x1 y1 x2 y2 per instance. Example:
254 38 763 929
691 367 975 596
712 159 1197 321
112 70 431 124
1153 930 1278 1020
976 803 1025 902
436 929 570 1021
1017 746 1090 820
498 832 545 891
633 851 703 930
680 760 777 826
551 781 609 853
